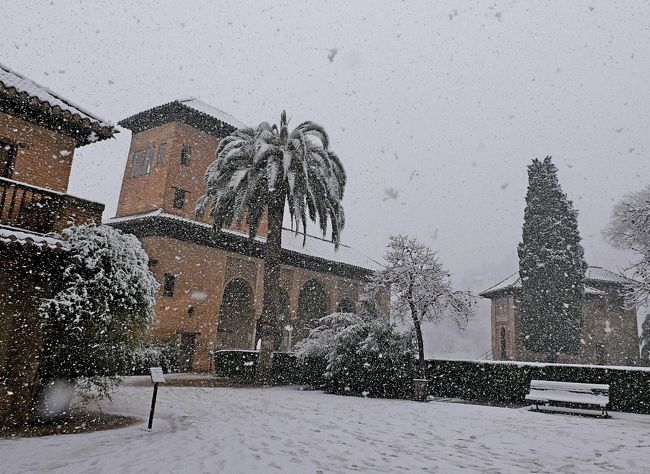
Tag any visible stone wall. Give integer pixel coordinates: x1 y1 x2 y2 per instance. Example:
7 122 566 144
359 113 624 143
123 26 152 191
0 244 63 427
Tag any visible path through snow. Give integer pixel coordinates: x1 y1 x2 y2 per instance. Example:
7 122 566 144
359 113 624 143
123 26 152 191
2 384 650 473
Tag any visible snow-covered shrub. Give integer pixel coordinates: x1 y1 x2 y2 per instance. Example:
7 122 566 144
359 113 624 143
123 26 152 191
296 311 417 398
294 312 362 359
38 224 159 400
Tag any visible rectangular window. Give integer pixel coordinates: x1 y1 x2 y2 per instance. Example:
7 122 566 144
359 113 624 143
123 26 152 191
180 145 191 166
143 146 153 174
173 187 186 209
0 141 17 178
129 150 145 177
163 273 176 297
157 143 166 164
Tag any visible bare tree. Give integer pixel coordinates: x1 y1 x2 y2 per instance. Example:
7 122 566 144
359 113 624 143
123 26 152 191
367 235 474 378
605 185 650 361
604 185 650 306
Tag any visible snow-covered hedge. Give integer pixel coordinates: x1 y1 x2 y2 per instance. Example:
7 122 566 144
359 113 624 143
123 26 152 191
212 350 325 386
426 359 650 414
215 312 417 398
214 348 650 413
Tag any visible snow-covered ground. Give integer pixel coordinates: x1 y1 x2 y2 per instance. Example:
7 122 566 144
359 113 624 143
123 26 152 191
2 383 650 473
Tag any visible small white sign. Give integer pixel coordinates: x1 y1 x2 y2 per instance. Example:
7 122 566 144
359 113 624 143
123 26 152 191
150 367 166 384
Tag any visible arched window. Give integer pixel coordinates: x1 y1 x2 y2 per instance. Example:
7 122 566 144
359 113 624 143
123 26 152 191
294 279 328 344
217 279 254 349
500 327 507 360
336 298 355 314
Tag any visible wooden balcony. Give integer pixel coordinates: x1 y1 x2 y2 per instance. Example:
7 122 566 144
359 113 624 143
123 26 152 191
0 177 104 234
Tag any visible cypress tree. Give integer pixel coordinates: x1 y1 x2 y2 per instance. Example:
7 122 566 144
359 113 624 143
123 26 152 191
517 156 587 357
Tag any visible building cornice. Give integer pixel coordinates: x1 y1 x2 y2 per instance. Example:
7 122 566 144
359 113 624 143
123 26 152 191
108 213 374 281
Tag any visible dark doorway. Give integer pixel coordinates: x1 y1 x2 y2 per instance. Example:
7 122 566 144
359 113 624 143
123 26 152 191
218 278 254 349
179 332 197 372
295 279 328 344
500 327 507 360
596 344 607 365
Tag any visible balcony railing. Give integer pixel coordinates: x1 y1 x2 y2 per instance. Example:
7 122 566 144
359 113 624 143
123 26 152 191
0 177 104 234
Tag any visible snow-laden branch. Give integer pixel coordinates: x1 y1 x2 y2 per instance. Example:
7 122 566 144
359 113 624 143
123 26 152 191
605 185 650 306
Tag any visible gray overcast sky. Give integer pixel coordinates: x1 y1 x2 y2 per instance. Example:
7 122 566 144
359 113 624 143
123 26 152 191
4 1 649 354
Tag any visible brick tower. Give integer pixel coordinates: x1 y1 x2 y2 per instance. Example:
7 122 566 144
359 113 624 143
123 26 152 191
116 98 267 235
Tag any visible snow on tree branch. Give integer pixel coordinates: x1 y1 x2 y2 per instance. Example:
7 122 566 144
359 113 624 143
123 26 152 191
368 235 474 327
605 184 650 306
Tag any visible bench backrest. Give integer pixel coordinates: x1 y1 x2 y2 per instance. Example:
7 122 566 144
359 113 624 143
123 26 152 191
530 380 609 395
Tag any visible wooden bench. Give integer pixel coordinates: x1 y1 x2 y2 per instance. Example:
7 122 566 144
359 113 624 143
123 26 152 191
525 380 610 417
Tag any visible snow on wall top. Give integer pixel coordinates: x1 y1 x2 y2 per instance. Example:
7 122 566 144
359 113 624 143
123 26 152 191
0 62 113 128
479 266 627 298
0 225 63 250
178 98 247 129
108 210 382 272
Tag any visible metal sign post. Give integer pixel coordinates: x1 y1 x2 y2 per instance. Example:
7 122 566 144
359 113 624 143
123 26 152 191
148 367 166 429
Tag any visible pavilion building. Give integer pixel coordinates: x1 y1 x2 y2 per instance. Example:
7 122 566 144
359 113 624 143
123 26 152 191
480 266 640 366
108 99 382 371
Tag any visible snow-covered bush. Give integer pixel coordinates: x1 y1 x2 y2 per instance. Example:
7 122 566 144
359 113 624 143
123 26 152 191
38 224 159 400
294 312 362 359
295 311 417 398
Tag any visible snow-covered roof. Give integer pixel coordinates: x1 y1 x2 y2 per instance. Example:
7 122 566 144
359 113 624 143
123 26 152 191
585 266 629 284
0 225 63 250
0 62 113 129
118 99 245 138
178 98 247 129
479 266 627 298
108 210 382 273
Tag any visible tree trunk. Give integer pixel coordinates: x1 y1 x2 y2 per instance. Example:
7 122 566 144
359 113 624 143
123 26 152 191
255 191 284 385
412 318 426 379
407 282 426 379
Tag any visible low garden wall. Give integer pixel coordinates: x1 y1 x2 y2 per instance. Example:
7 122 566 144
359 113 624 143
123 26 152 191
213 350 650 414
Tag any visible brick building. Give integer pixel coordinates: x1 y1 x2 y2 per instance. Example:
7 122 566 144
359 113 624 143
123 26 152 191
0 63 115 423
480 266 640 366
109 99 381 371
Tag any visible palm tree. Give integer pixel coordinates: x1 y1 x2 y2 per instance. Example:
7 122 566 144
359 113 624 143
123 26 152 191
197 111 346 383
